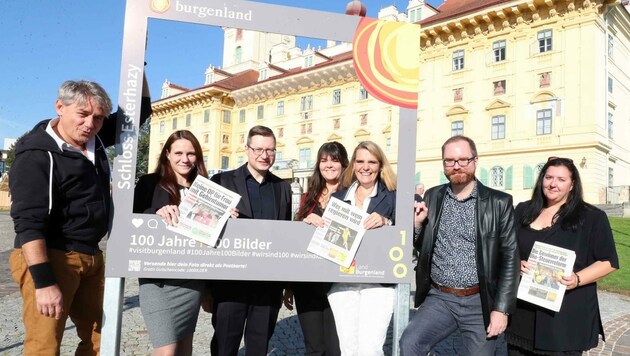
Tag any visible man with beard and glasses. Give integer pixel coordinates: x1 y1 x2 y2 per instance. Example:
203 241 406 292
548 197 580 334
400 135 519 356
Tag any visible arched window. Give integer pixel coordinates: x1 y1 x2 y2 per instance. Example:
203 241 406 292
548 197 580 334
235 46 242 64
490 166 504 188
534 163 545 179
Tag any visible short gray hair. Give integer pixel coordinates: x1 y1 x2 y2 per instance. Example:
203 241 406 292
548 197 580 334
57 80 113 115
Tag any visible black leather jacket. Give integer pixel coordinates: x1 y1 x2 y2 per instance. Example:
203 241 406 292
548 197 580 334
413 181 519 327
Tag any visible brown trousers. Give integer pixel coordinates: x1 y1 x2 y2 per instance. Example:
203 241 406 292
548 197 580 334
10 248 105 355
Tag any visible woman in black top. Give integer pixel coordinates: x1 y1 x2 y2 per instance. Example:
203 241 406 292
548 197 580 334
290 141 348 356
133 130 208 356
506 157 619 355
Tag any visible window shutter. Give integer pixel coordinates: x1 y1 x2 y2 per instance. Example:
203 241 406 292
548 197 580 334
523 165 533 189
505 166 513 190
439 172 448 184
480 168 489 185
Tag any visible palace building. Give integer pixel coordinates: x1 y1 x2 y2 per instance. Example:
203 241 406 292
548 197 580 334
148 0 630 204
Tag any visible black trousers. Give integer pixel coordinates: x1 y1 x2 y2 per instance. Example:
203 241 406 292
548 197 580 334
210 281 282 356
293 282 341 356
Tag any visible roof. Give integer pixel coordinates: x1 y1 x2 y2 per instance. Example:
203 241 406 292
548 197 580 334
420 0 514 26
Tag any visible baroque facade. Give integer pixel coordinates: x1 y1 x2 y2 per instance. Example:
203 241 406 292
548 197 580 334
149 1 436 186
148 0 630 204
416 0 630 204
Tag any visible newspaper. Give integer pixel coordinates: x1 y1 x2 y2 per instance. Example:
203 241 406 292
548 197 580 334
517 241 576 312
167 175 241 247
306 197 368 268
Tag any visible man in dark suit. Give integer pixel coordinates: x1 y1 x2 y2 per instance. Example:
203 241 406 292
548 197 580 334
209 125 292 356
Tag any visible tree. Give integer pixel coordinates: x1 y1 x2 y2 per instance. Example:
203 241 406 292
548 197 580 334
135 119 151 180
3 133 25 173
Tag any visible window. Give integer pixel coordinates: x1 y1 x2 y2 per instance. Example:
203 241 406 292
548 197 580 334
451 121 464 136
453 88 463 102
235 46 242 63
300 124 306 134
186 114 191 127
452 50 464 71
222 135 229 144
222 110 231 124
608 112 614 139
239 134 244 144
172 117 177 130
608 167 614 188
205 72 214 85
408 8 420 23
493 40 506 62
536 109 552 135
204 109 210 123
359 86 369 100
304 55 314 68
307 123 312 134
300 95 313 111
538 30 552 53
299 148 312 168
278 128 284 138
277 101 284 116
160 121 165 133
332 89 341 105
534 163 545 178
257 105 264 120
493 80 506 95
259 68 268 81
490 167 504 188
239 109 246 123
237 155 245 166
491 115 505 140
539 72 551 88
333 118 340 129
386 137 391 151
608 34 614 58
203 134 209 143
275 151 282 160
608 77 613 93
360 114 368 126
221 156 230 170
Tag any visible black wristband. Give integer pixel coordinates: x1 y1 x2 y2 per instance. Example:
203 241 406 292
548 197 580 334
28 262 57 289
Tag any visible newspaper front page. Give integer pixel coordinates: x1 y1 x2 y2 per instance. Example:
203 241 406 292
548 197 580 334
167 175 241 247
306 197 368 268
517 241 576 312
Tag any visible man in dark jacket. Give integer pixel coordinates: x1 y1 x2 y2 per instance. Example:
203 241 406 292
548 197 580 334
209 125 292 356
400 135 519 355
9 78 150 355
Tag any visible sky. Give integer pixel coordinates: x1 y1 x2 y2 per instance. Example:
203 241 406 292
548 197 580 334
0 0 441 147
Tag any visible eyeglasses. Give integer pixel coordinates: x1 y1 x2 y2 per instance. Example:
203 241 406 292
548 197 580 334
547 156 573 164
247 145 276 156
443 157 476 167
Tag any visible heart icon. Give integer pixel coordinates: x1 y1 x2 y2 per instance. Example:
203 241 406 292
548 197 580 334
131 218 143 228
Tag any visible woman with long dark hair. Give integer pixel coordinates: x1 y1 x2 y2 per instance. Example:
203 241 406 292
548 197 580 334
133 130 208 356
290 141 348 356
506 157 618 355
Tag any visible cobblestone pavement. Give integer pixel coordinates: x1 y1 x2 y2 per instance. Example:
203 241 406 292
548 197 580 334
1 212 629 355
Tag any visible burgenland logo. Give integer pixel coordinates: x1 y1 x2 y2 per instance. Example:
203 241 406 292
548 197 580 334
150 0 170 13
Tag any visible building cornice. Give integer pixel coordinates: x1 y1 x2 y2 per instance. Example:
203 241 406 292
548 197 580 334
420 0 615 49
232 60 355 106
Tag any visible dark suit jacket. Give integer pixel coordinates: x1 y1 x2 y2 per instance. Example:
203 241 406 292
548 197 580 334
210 164 292 221
209 164 292 303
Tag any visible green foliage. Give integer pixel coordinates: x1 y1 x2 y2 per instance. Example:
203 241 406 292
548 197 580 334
135 119 151 180
598 217 630 295
4 133 25 173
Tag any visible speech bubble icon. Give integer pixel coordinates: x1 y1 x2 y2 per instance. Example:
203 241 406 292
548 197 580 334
131 218 143 228
147 219 159 229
